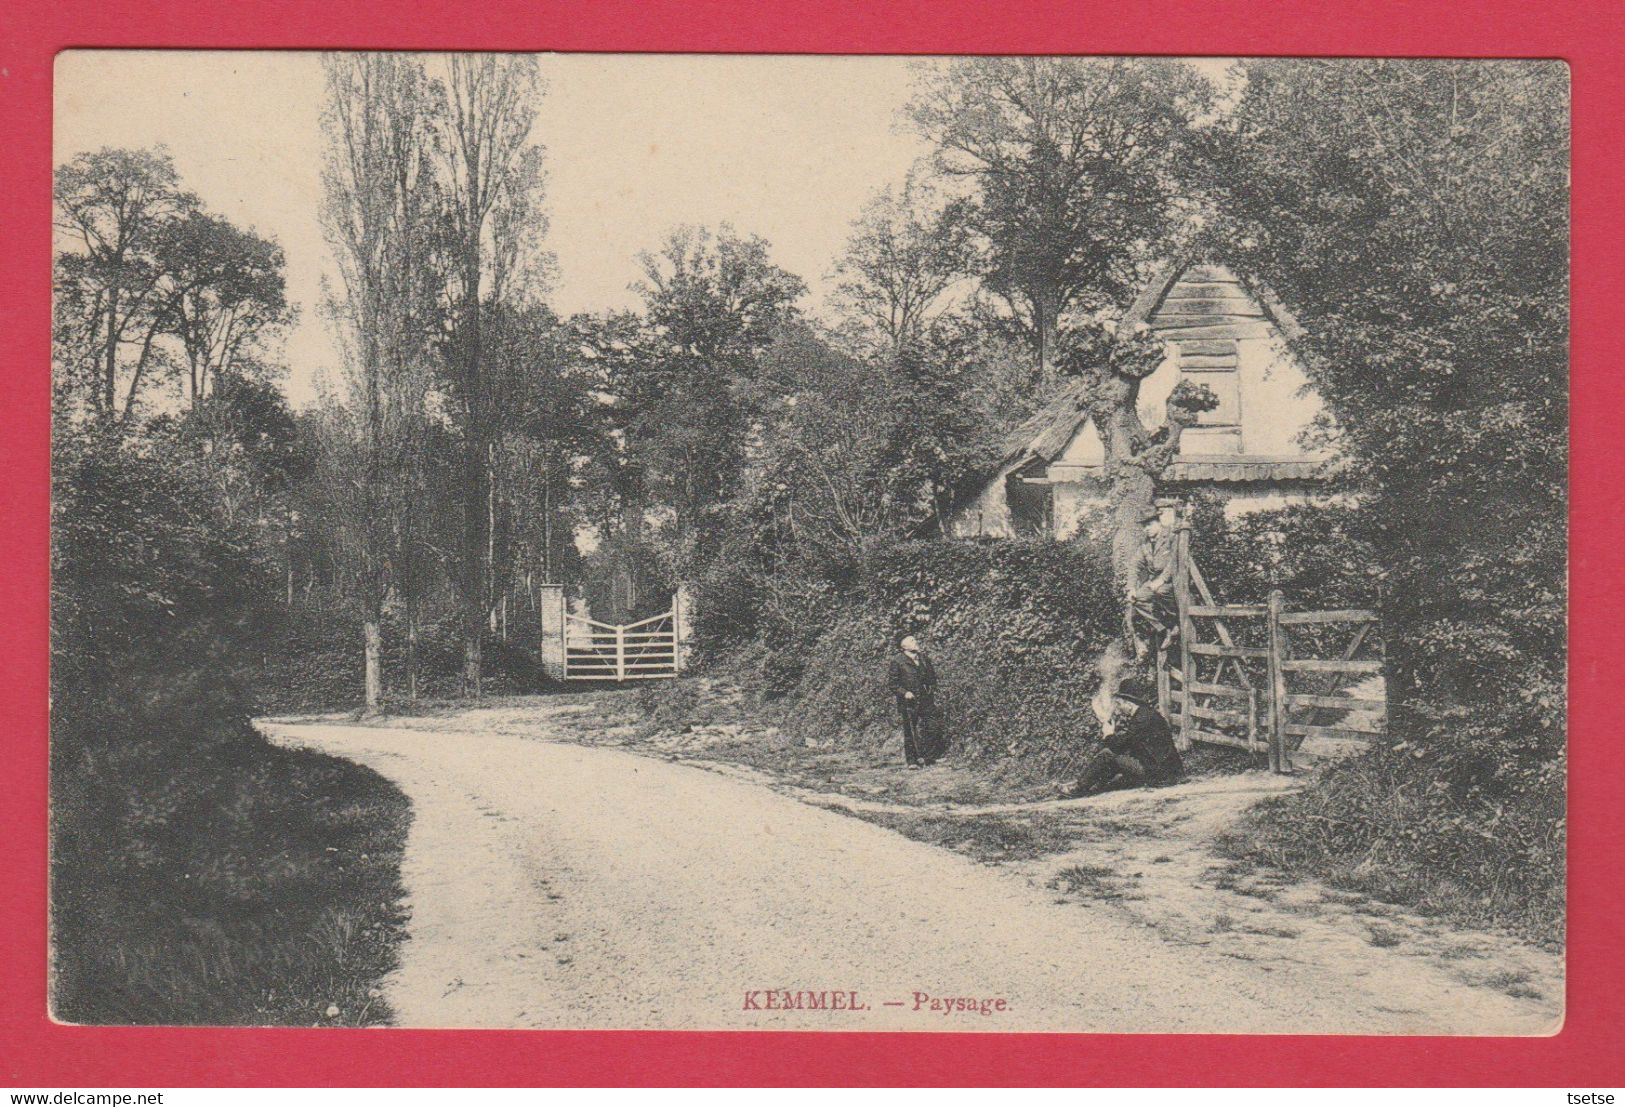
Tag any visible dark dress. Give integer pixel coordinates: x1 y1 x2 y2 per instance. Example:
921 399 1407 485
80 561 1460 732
886 651 943 765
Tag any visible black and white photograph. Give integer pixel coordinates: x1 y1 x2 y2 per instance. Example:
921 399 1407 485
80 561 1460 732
49 51 1568 1034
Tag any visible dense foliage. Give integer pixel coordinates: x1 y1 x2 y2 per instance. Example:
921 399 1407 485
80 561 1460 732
1201 60 1567 935
50 432 409 1023
687 537 1123 780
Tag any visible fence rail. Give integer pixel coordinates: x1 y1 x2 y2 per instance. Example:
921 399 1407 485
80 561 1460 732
564 609 680 682
1158 518 1386 773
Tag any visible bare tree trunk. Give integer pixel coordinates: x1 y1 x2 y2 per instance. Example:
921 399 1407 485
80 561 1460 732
405 594 419 704
103 292 119 421
460 235 487 699
363 614 383 714
1029 290 1062 379
487 441 499 635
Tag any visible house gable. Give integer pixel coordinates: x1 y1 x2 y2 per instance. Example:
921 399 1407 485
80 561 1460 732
946 261 1334 539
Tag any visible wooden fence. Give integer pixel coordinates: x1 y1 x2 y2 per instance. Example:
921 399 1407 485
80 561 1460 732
1159 521 1386 773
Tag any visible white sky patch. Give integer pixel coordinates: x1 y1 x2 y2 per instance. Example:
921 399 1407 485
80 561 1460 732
55 51 1239 408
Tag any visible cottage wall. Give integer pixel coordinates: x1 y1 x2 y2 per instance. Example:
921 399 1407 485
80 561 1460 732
944 264 1334 542
947 462 1019 538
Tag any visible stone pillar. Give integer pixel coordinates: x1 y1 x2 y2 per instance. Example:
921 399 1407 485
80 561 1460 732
539 583 567 682
673 582 695 673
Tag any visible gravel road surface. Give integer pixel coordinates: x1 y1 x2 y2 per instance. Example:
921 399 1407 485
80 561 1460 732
265 721 1553 1033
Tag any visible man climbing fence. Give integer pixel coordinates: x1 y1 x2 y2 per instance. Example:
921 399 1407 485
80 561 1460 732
1128 501 1181 660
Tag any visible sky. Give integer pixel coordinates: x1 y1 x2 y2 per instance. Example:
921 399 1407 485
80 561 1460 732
55 51 1234 407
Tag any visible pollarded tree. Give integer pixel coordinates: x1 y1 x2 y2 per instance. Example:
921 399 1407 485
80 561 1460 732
1056 325 1218 589
907 57 1212 374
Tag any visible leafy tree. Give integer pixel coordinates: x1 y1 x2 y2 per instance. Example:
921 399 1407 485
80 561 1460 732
155 210 290 408
1206 60 1567 823
430 54 549 697
873 332 1005 537
624 226 805 563
906 58 1219 597
53 147 199 426
481 302 603 635
752 324 897 567
907 58 1212 373
830 174 974 353
319 52 443 711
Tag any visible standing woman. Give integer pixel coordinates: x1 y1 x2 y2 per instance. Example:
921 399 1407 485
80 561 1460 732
887 635 941 768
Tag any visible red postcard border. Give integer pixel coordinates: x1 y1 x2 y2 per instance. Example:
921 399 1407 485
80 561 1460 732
3 0 1621 1088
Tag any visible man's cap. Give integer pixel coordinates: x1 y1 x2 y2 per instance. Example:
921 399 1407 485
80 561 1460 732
1137 504 1159 523
1115 676 1157 708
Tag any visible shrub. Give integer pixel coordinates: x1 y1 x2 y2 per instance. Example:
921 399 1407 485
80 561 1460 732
719 537 1124 779
51 433 409 1024
1222 742 1564 945
1191 498 1564 942
256 603 542 715
1186 496 1382 611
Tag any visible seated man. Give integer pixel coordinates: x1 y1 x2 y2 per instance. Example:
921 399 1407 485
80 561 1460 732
1063 676 1183 798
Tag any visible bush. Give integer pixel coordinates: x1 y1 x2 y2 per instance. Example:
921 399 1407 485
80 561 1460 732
256 603 543 715
1186 496 1382 611
1190 498 1564 942
1222 743 1564 945
51 433 409 1024
686 537 1125 780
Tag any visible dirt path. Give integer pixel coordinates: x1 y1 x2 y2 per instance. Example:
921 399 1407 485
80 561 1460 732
264 718 1557 1034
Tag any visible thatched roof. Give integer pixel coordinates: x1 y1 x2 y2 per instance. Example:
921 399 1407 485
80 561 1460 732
993 380 1093 476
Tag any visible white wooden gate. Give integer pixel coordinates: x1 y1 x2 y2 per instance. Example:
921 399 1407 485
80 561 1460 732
564 609 679 681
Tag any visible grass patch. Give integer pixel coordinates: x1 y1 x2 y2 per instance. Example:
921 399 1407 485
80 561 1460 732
1048 864 1144 902
51 732 410 1026
858 811 1075 863
1477 970 1543 1001
1216 749 1563 949
1367 924 1404 948
1241 923 1302 939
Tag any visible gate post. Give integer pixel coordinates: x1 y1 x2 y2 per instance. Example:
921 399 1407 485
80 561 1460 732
673 582 694 673
1266 589 1288 774
539 583 567 682
1172 509 1195 753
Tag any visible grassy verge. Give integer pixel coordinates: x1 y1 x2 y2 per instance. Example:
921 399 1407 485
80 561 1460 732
623 664 1262 808
50 732 411 1026
1215 750 1564 950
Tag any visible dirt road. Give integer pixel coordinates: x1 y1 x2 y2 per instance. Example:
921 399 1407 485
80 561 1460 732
264 719 1557 1033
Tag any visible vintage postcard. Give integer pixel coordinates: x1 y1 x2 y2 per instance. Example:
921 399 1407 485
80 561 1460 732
49 50 1567 1035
